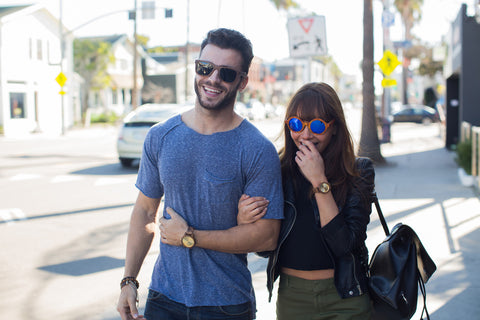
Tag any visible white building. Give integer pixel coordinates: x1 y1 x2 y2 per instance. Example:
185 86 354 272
0 4 76 137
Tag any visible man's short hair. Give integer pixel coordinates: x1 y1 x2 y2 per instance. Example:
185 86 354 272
200 28 254 74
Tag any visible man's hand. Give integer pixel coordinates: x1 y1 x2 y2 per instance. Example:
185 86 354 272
117 285 145 320
159 207 188 246
237 194 269 225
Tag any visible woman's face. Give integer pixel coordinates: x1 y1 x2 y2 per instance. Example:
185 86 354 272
288 116 335 154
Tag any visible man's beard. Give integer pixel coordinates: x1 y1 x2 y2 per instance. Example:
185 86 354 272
194 80 239 111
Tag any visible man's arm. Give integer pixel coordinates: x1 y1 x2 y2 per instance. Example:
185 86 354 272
159 207 280 254
117 192 161 320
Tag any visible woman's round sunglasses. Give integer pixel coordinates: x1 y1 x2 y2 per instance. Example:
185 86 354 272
285 116 334 135
195 60 246 83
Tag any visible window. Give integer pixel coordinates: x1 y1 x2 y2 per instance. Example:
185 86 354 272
29 38 33 59
119 59 128 70
10 92 26 119
112 89 118 104
37 39 43 60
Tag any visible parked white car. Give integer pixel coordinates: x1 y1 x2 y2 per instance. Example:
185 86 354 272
247 99 266 120
117 103 192 167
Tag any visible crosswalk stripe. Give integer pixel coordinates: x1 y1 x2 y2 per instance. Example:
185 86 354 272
9 173 41 181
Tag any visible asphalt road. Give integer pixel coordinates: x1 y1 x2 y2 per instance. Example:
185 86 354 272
0 117 287 320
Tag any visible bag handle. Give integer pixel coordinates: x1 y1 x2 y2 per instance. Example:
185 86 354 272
372 192 390 236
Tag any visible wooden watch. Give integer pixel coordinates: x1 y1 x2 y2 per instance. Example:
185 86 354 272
181 226 195 248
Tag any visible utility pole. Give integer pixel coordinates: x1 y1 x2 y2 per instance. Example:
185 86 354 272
185 0 190 102
380 0 394 143
59 0 65 135
132 0 139 110
382 0 393 119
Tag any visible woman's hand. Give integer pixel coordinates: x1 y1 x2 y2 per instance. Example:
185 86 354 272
295 140 327 186
237 194 269 225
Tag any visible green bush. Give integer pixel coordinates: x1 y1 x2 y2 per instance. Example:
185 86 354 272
90 111 119 124
455 139 472 175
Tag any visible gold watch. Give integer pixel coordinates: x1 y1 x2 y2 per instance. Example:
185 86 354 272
181 226 195 248
313 182 331 194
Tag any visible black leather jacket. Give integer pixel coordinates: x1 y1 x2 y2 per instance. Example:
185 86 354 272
264 157 375 301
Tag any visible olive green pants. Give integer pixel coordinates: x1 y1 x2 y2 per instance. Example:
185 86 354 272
276 273 372 320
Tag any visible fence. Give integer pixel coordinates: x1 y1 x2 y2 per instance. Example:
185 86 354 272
461 121 480 190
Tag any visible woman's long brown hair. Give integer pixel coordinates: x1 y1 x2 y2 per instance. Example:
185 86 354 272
278 82 358 207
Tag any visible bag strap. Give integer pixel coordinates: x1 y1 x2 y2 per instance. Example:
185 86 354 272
418 270 431 320
372 192 390 236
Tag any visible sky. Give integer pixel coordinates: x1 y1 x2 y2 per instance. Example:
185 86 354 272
1 0 471 77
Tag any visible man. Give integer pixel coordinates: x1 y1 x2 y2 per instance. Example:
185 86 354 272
117 28 283 320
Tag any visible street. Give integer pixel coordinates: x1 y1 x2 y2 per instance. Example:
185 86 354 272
1 111 479 319
0 118 287 319
0 125 142 319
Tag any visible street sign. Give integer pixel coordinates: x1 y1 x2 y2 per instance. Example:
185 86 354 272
393 40 412 49
287 15 327 58
382 10 395 28
56 72 67 87
381 78 397 87
377 50 401 76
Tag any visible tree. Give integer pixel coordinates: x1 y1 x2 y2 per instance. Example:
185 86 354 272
393 0 424 104
73 39 115 122
270 0 299 10
359 0 385 163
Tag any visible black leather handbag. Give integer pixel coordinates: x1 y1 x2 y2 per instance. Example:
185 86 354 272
369 193 437 320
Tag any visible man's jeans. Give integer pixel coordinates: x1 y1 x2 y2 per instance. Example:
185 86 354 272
144 289 254 320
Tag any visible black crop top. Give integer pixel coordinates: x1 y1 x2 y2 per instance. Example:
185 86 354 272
278 182 334 270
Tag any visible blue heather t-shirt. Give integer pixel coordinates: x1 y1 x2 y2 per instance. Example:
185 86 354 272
136 114 284 309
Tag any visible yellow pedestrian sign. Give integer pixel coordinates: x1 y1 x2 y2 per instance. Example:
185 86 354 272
56 72 67 95
56 72 67 87
377 50 401 76
381 78 397 87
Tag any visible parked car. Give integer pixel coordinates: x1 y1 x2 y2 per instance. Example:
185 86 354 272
246 99 266 120
390 105 439 124
117 103 192 167
234 101 249 119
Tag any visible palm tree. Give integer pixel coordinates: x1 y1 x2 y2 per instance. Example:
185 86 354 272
394 0 424 104
359 0 385 163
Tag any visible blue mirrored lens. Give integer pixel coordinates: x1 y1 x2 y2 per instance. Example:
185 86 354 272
288 118 304 132
310 120 326 134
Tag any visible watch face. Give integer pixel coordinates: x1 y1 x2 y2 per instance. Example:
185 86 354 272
320 182 330 193
182 236 195 248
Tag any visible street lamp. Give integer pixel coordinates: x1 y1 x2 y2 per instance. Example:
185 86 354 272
132 0 139 110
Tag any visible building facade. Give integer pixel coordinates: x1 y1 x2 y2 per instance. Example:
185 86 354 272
0 4 75 137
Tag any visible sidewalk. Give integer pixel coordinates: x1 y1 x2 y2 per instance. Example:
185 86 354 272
251 122 480 319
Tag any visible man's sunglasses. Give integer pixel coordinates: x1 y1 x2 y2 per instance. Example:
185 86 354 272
195 60 246 83
285 116 334 135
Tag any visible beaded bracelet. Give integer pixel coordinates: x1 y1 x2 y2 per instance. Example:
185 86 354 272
120 277 139 290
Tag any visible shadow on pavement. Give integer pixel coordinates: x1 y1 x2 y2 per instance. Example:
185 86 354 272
71 162 139 175
38 256 125 276
428 227 480 319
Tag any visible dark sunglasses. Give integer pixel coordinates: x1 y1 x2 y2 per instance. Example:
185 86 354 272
285 116 334 135
195 60 246 83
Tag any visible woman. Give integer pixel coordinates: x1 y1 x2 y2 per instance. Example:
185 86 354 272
238 82 375 319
